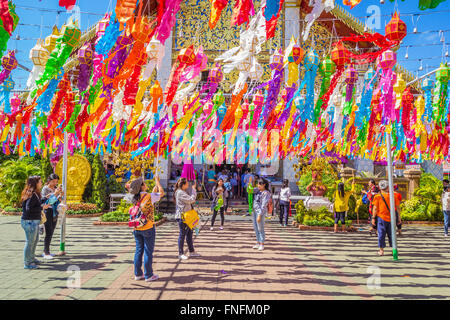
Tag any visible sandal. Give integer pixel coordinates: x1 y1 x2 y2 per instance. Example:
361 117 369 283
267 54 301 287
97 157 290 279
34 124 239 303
378 250 384 256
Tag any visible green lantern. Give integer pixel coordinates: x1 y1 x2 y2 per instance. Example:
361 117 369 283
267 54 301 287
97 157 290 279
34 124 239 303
321 56 336 75
436 63 450 83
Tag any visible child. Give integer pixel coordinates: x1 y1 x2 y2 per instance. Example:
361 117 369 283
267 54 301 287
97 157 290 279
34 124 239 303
211 179 228 230
279 179 291 227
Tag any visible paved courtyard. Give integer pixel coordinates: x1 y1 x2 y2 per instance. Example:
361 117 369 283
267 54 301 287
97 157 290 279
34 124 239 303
0 214 449 300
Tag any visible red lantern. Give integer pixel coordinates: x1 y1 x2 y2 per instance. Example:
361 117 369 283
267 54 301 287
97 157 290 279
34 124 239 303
289 44 304 65
331 42 349 67
178 45 196 65
385 12 407 42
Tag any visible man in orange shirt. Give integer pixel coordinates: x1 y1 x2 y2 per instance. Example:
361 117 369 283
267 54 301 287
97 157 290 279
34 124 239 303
372 180 401 256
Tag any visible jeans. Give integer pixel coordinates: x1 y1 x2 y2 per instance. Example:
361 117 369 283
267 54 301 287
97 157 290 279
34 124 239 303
44 209 58 255
211 207 225 227
444 210 450 235
377 218 392 249
133 227 156 279
21 219 40 266
252 213 265 243
279 200 289 225
177 218 194 255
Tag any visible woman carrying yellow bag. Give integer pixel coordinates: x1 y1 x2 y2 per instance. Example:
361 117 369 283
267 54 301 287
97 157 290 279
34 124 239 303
174 178 201 260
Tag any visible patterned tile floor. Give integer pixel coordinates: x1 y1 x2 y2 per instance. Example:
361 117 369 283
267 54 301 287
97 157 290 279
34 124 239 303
0 215 449 300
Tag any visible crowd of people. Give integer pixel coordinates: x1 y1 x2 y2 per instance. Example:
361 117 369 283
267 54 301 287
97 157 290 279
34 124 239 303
18 168 450 280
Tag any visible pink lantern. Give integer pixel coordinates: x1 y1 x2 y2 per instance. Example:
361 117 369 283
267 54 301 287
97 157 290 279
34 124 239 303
78 43 93 65
96 14 110 39
379 50 397 70
208 63 223 83
253 90 264 106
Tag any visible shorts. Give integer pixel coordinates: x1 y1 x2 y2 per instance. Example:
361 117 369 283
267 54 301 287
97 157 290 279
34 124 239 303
334 212 346 225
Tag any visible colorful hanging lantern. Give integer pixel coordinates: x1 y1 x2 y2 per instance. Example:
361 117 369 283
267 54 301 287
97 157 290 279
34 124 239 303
60 19 82 48
289 44 304 65
209 0 229 29
385 12 407 42
331 42 349 67
436 62 450 83
59 0 77 10
208 63 223 83
115 0 138 29
27 40 49 89
269 49 284 72
422 77 434 121
77 43 94 92
95 14 110 41
343 65 358 115
44 26 60 53
0 50 17 84
379 50 397 70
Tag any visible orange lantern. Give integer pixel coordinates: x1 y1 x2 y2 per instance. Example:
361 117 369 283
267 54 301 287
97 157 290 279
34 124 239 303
331 42 349 67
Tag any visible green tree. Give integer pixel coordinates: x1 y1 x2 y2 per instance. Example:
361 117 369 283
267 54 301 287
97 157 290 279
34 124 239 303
91 153 107 210
41 156 54 181
0 158 41 207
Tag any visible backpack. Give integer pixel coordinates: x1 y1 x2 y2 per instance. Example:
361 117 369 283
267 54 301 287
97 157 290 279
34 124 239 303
362 193 369 205
128 197 147 228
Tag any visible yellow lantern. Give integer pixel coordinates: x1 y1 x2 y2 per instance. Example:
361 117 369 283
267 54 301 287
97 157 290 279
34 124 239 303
44 26 60 52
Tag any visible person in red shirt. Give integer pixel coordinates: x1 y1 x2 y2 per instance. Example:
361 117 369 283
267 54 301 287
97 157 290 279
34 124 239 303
372 180 401 256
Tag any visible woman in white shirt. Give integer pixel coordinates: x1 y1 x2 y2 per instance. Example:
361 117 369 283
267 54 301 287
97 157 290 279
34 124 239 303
279 179 291 227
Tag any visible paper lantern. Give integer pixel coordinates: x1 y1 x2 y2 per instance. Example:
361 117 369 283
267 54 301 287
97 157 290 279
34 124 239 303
249 61 263 80
59 0 77 10
29 40 49 67
252 90 264 106
393 74 406 96
2 75 14 90
304 49 319 70
96 14 110 39
331 42 349 67
344 65 358 85
293 94 305 109
147 37 162 60
213 90 225 106
321 56 336 75
269 49 284 71
78 43 93 65
44 26 60 52
422 77 434 90
364 66 375 81
289 44 304 65
60 19 81 48
402 87 414 105
208 63 223 83
178 45 196 64
385 12 407 42
436 63 450 83
115 0 138 28
379 50 396 70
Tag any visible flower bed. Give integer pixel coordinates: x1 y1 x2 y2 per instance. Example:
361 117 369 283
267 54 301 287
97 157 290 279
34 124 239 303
291 221 358 232
66 203 102 215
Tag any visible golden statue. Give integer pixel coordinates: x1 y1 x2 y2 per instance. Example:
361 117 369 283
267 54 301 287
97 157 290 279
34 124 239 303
55 154 92 203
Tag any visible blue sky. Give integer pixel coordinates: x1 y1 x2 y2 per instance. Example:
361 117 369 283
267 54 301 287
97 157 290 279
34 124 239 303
8 0 450 90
